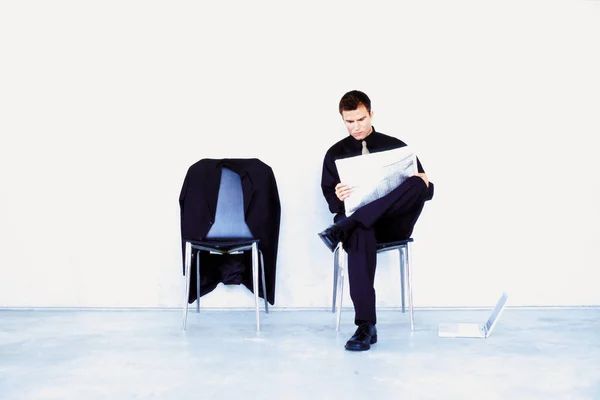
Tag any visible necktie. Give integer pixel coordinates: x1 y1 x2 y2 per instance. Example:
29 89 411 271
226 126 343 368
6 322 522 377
362 140 370 155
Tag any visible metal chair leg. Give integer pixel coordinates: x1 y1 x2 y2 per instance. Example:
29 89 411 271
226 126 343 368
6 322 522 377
252 242 260 332
399 246 406 313
259 250 268 313
332 245 340 313
183 241 192 330
335 247 345 332
196 250 200 313
406 242 414 331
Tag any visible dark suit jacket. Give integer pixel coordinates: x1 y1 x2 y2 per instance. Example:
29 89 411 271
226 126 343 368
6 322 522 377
179 158 281 305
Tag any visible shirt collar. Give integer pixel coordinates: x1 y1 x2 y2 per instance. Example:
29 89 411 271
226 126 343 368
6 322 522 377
348 126 378 149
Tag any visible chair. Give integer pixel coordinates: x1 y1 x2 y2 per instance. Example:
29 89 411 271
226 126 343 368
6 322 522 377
183 167 268 332
331 238 415 331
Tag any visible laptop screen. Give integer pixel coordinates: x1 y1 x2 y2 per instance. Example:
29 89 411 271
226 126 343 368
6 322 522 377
485 292 509 332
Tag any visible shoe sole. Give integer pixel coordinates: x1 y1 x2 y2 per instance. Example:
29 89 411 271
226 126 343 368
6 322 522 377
318 233 336 252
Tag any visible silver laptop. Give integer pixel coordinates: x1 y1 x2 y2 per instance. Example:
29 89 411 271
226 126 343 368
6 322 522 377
438 292 508 338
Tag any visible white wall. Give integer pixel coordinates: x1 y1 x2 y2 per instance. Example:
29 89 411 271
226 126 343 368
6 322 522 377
1 0 599 309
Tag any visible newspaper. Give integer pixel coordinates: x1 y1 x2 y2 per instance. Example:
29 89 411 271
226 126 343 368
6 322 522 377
335 146 418 217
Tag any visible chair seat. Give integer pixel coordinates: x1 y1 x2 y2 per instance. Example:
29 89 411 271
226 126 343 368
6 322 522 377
186 238 259 251
376 238 413 251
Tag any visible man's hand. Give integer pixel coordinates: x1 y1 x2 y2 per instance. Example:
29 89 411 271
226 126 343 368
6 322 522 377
414 172 429 187
335 183 353 201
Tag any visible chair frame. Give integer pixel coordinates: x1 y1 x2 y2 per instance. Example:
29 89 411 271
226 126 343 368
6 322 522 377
332 238 414 331
183 239 269 332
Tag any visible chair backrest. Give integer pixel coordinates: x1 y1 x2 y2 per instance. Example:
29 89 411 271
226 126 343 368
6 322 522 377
205 167 253 239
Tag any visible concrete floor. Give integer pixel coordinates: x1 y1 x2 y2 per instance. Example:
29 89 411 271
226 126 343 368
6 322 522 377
1 308 599 400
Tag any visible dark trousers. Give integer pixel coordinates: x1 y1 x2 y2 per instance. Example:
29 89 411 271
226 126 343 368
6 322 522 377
335 176 429 325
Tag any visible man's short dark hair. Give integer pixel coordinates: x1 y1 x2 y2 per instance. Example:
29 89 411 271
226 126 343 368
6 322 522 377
339 90 371 115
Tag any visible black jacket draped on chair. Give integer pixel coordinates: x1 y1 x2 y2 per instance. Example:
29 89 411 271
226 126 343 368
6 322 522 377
179 158 281 305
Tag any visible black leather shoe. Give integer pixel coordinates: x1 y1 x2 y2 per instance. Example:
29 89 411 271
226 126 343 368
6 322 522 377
345 322 377 351
318 225 345 252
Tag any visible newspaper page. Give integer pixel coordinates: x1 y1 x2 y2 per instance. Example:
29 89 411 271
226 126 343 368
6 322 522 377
335 146 418 217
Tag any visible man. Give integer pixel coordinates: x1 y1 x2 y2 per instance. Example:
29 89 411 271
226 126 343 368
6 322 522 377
319 90 434 351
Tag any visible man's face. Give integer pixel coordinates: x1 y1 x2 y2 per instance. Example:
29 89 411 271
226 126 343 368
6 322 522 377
341 104 373 141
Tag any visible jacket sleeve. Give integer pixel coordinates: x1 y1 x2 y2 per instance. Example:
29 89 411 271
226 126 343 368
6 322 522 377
321 152 344 215
179 167 190 221
178 168 190 275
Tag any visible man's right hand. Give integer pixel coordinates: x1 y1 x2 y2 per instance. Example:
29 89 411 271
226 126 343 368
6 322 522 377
335 183 353 201
414 172 429 187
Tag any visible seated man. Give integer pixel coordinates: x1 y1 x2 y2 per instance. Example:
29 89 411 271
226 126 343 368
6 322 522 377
319 90 434 351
